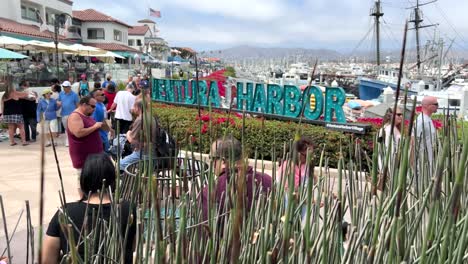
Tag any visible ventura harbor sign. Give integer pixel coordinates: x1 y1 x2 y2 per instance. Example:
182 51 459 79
151 79 371 133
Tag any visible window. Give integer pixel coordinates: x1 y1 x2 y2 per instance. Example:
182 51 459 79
88 28 105 39
69 26 82 37
21 5 39 22
128 39 134 46
137 39 142 46
114 30 122 41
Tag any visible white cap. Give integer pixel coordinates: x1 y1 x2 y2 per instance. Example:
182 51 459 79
62 81 71 87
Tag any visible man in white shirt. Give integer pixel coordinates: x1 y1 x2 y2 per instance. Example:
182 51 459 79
108 83 136 134
411 96 438 184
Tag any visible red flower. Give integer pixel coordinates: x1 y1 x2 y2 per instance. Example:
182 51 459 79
433 120 443 130
196 114 211 122
216 117 227 124
201 123 208 134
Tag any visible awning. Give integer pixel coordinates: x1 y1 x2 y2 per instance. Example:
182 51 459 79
0 47 28 59
0 35 38 50
113 51 137 58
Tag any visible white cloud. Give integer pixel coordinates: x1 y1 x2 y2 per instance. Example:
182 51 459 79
69 0 468 51
156 0 294 22
160 25 284 45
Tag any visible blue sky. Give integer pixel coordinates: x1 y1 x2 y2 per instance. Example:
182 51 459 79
73 0 468 52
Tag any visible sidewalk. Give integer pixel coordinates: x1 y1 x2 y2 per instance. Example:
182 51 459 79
0 132 351 261
0 133 79 261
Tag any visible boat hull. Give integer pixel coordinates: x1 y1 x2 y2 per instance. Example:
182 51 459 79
358 78 398 100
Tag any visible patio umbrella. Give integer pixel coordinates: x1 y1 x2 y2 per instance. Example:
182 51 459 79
0 48 28 59
66 43 106 56
27 40 76 52
92 51 125 59
0 36 36 50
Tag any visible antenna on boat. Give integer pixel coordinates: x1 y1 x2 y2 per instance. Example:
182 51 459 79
407 0 438 75
370 0 384 67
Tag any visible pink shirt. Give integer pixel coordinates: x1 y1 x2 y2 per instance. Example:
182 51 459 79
277 160 310 189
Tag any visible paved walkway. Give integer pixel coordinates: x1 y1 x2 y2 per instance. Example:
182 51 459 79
0 132 79 261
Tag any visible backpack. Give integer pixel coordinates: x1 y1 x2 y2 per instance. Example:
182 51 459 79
154 118 177 158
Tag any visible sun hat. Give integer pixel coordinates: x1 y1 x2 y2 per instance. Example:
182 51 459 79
42 89 52 95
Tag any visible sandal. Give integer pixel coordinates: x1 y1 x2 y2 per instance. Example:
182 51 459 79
10 142 17 146
22 143 29 146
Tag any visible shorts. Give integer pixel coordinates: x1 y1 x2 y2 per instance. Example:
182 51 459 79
2 114 24 124
44 119 59 133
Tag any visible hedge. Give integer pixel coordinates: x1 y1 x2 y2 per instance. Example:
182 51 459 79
152 103 375 168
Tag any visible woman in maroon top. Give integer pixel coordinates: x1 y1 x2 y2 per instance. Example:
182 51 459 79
67 96 103 173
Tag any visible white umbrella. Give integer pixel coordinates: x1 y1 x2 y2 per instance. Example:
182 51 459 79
0 36 36 50
66 43 106 56
93 51 125 59
27 40 76 52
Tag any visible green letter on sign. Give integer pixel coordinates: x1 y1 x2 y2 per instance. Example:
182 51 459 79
251 83 266 112
303 86 323 120
198 81 208 106
185 80 197 104
266 84 283 114
152 78 162 100
208 81 221 107
283 85 302 117
324 87 346 123
236 82 253 111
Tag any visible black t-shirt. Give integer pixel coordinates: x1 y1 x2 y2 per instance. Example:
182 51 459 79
46 201 136 263
20 98 37 118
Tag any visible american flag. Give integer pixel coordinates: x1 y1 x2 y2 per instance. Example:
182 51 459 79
149 8 161 18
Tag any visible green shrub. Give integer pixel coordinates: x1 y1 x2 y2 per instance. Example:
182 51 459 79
153 103 375 168
117 81 126 91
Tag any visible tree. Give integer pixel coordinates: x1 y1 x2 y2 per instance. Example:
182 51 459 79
224 66 236 78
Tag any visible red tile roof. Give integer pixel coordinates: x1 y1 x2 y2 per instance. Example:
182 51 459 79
0 18 66 40
72 9 131 28
128 25 149 35
84 43 139 52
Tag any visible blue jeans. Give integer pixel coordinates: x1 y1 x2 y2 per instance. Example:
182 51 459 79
119 151 148 171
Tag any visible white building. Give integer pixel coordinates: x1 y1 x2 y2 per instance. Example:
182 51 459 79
72 9 137 54
128 19 168 60
0 0 73 41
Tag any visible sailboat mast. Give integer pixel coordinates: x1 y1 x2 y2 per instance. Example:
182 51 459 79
371 0 384 67
410 0 423 74
409 0 438 75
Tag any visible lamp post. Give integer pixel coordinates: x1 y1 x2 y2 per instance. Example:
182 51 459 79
53 13 73 80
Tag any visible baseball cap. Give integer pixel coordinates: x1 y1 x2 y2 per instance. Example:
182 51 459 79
62 81 71 87
140 80 149 89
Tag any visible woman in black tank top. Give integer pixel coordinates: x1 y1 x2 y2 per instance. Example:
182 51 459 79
1 83 31 146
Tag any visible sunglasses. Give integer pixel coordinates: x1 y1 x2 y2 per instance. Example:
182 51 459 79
396 113 403 116
87 103 96 109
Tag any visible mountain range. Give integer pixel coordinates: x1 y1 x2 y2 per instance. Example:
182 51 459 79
201 45 468 63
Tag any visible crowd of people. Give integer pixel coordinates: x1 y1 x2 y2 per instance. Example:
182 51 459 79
1 80 442 262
